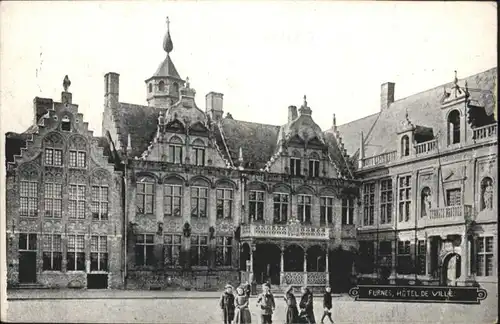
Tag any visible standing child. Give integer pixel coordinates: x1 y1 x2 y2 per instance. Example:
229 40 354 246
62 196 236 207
234 286 252 324
256 283 275 324
320 286 334 324
220 284 236 324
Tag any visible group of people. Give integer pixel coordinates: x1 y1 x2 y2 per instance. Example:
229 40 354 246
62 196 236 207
219 282 335 324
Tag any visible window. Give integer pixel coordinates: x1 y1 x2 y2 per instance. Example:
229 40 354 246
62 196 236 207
67 235 85 271
249 190 265 221
164 185 182 217
358 241 375 274
137 178 155 214
446 188 461 206
417 240 426 275
69 151 86 168
477 236 493 276
298 195 312 223
191 187 208 218
20 181 38 217
193 147 205 166
43 234 62 271
216 189 233 219
397 241 412 274
158 80 165 92
342 198 355 225
61 116 71 131
44 148 63 166
378 241 392 269
308 159 320 177
380 179 393 224
135 234 155 266
320 197 334 225
173 82 179 95
273 193 289 223
216 236 233 267
91 186 108 220
398 176 411 222
190 235 208 266
290 158 301 176
91 236 108 271
480 177 494 211
421 187 431 217
148 83 152 93
401 135 410 157
44 183 62 218
448 110 461 145
19 233 37 251
69 184 86 219
363 183 375 226
164 234 182 267
168 144 183 164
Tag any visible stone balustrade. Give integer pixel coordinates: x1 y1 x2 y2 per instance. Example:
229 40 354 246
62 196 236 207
415 139 438 155
428 205 473 225
240 224 329 240
473 124 497 141
362 151 397 168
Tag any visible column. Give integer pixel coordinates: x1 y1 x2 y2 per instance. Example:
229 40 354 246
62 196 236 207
325 246 330 285
280 247 284 285
459 233 468 283
303 252 308 286
155 183 164 268
249 244 254 283
426 238 431 276
391 241 397 281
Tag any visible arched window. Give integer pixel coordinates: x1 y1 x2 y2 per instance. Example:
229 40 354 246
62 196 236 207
168 136 183 164
148 83 153 93
191 138 205 166
136 176 155 214
290 150 301 176
308 152 320 178
173 82 179 96
401 135 410 157
68 135 87 169
448 110 461 144
61 115 71 132
421 187 431 217
158 81 165 92
43 133 64 167
480 177 493 211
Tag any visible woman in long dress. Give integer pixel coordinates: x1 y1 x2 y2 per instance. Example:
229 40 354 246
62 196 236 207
234 286 252 324
283 285 299 324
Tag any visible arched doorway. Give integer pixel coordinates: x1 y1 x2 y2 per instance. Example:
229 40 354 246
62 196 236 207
284 244 305 272
329 246 354 293
442 253 461 286
254 243 281 285
306 245 326 272
240 243 250 271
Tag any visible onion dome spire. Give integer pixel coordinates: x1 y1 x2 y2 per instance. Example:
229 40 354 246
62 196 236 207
163 16 173 54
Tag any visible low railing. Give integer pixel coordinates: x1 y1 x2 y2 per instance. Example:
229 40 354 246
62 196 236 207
473 124 497 141
362 151 397 168
429 205 472 222
282 272 304 285
240 224 329 240
415 139 438 155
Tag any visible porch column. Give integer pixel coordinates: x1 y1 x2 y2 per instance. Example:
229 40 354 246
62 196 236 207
280 247 284 285
426 238 431 276
249 244 254 283
325 247 330 285
460 233 468 283
303 252 308 286
391 241 396 277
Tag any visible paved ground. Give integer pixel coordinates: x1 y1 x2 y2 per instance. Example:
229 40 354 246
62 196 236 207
4 290 498 323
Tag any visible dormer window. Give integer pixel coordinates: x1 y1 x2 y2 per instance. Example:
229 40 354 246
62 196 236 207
290 150 301 176
61 116 71 131
447 110 461 144
401 135 410 157
168 136 183 164
158 81 165 92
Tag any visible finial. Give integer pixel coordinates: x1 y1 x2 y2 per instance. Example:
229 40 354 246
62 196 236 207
186 76 190 88
238 147 243 163
163 16 173 54
333 114 337 127
166 16 170 31
303 95 307 106
454 70 458 85
63 75 71 92
127 133 132 153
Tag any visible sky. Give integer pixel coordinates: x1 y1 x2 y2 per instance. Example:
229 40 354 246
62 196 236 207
0 1 497 137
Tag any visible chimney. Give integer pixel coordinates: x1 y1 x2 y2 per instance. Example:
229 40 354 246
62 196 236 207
358 131 365 169
380 82 395 111
104 72 120 103
33 97 53 124
288 106 298 123
206 92 224 121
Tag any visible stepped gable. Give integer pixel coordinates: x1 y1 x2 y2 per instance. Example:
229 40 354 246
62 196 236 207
323 131 355 178
214 118 281 170
335 67 497 158
5 132 31 166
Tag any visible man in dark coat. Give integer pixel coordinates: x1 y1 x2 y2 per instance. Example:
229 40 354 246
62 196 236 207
257 283 275 324
244 281 251 298
220 284 235 324
299 286 316 324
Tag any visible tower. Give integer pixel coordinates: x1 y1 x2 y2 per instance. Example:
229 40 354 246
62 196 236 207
145 17 185 108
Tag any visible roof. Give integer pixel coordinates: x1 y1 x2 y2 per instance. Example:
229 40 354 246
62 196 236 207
336 67 497 158
150 54 182 80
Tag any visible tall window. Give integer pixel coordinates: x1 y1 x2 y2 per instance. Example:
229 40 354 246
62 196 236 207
363 183 375 226
448 110 461 145
135 234 155 266
421 187 431 217
216 237 233 267
90 236 108 272
417 240 426 275
137 178 155 214
67 235 85 271
44 183 62 218
397 241 412 274
168 137 183 164
401 135 410 157
380 179 393 224
378 241 392 270
358 241 375 274
164 184 182 217
19 233 37 251
158 80 165 91
446 188 461 206
61 116 71 131
69 184 86 219
164 234 182 267
42 234 62 271
20 181 38 217
45 148 63 166
273 193 289 223
398 176 411 222
298 195 312 223
308 154 320 178
342 198 355 225
480 177 494 211
477 236 493 276
216 189 233 219
91 186 108 220
190 235 208 266
191 187 208 218
193 147 205 166
290 158 301 176
249 190 265 221
69 150 86 168
320 197 334 225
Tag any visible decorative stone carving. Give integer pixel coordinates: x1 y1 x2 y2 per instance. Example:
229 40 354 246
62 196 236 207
43 132 64 148
68 134 87 150
68 170 87 184
19 163 40 180
215 221 234 234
